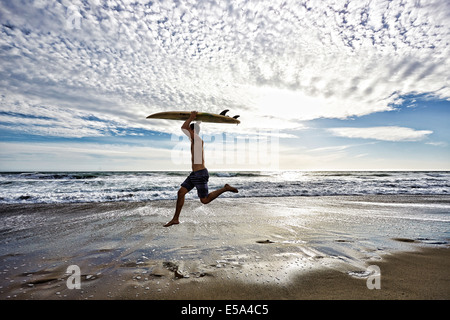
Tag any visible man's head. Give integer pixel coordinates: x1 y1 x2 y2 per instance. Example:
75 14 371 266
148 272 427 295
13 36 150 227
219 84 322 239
190 122 200 134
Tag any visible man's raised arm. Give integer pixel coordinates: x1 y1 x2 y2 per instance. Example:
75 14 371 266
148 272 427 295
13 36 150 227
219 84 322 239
181 111 197 138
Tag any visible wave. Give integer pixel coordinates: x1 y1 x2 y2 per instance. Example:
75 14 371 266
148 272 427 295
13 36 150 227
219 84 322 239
0 171 449 204
312 172 394 177
211 171 269 177
14 172 112 180
164 171 190 177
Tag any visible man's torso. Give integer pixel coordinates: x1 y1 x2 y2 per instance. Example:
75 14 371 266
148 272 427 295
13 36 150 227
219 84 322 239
191 136 205 172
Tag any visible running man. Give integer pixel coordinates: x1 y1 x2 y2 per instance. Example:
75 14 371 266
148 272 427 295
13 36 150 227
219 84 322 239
164 111 238 227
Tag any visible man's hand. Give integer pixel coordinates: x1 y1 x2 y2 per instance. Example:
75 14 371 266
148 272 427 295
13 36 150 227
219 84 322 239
189 111 198 119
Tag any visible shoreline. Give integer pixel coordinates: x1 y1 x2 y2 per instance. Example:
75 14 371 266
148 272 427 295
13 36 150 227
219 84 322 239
2 192 450 205
1 195 449 300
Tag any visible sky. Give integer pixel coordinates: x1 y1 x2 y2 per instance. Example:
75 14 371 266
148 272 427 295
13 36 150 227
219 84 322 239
0 0 449 171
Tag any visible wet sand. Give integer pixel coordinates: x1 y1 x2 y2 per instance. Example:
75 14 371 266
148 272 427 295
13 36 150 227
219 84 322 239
126 246 450 300
0 196 449 300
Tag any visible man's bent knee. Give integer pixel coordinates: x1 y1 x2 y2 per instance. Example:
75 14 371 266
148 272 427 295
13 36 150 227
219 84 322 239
200 197 209 204
178 187 188 197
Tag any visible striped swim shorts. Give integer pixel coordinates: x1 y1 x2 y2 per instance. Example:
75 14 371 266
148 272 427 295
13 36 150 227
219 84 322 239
181 168 209 199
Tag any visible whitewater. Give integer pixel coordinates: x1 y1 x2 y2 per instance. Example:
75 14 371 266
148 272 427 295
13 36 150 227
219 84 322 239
0 171 449 204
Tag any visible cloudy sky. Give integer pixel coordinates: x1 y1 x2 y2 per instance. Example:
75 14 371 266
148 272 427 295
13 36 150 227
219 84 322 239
0 0 449 171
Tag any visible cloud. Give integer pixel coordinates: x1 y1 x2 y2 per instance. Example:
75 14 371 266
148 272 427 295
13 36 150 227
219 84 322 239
328 126 433 142
307 142 377 153
0 141 174 171
426 141 448 147
0 0 448 138
0 94 142 138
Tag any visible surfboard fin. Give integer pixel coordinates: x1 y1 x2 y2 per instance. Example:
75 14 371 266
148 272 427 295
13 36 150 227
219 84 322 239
220 109 229 116
233 115 240 119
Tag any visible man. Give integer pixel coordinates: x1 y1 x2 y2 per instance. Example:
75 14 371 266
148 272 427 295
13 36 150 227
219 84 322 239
164 111 238 227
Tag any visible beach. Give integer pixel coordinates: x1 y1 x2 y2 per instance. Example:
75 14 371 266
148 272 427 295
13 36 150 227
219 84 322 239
1 195 449 300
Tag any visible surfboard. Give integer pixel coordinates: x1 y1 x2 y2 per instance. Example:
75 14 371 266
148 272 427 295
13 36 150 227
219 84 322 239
146 110 240 124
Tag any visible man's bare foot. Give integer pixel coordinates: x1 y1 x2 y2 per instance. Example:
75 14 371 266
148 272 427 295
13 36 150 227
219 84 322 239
225 184 238 193
164 219 179 227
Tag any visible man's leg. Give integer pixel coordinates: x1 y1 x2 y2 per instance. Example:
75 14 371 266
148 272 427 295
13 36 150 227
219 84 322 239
200 184 238 204
164 186 189 227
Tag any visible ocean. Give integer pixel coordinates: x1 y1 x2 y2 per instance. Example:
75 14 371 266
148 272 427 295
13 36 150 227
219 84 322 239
0 171 449 204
